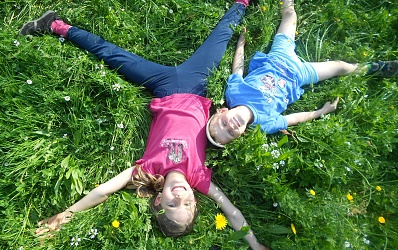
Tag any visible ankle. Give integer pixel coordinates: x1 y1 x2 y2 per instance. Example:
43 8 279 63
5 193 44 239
51 20 71 37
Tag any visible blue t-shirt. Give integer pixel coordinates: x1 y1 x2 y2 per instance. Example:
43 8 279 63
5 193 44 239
225 52 306 134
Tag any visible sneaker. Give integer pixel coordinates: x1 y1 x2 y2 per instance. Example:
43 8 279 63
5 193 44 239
367 60 398 78
19 10 61 36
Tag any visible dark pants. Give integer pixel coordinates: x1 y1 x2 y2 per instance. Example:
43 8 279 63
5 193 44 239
66 3 246 98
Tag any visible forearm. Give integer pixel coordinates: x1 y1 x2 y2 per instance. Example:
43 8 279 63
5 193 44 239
66 186 110 213
285 109 323 126
225 209 262 249
232 34 245 75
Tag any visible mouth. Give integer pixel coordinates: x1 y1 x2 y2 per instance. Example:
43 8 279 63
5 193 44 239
232 117 241 129
172 186 187 192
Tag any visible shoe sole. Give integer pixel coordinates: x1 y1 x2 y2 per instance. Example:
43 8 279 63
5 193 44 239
19 10 56 36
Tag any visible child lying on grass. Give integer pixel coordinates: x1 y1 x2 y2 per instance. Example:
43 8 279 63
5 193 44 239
206 0 398 148
19 1 268 249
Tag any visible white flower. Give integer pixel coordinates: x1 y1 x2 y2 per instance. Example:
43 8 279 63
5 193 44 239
363 238 370 244
345 166 351 172
88 228 98 239
344 241 351 248
117 123 124 129
100 71 106 77
272 162 279 170
110 146 115 151
64 96 71 101
279 160 285 166
70 237 81 246
270 142 278 147
26 79 32 85
14 40 20 46
261 144 269 150
271 149 280 159
169 9 173 14
112 83 121 91
63 134 68 138
273 202 278 207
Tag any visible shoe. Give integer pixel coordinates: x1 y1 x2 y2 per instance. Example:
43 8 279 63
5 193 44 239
367 60 398 78
19 10 61 36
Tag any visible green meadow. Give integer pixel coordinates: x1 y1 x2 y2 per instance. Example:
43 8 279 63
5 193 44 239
1 0 397 249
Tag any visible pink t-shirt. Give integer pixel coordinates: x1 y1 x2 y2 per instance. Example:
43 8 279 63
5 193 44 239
135 94 213 194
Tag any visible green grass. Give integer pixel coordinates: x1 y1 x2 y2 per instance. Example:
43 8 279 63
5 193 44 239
1 0 398 249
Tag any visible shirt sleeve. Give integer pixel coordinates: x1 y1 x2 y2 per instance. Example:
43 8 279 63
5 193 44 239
258 113 288 134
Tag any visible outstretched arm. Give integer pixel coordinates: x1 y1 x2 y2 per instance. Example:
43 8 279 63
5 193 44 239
207 182 269 250
35 167 135 236
284 97 339 126
232 28 246 76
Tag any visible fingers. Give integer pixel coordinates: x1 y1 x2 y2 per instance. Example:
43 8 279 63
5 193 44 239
332 96 340 105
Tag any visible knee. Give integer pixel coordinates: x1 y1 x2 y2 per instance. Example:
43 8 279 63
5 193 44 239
335 60 356 75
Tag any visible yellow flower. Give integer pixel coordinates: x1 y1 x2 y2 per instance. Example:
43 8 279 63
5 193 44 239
291 223 297 235
95 184 99 187
376 186 382 191
346 193 354 202
215 213 228 230
280 1 284 5
112 219 120 228
363 51 367 57
309 189 316 196
378 216 385 224
262 6 267 12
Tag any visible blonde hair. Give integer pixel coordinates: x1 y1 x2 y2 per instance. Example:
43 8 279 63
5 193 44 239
127 165 165 198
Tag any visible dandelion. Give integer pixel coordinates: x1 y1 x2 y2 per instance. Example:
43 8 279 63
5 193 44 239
26 79 32 85
64 96 71 101
363 51 367 57
88 228 98 239
378 216 385 224
14 39 20 46
309 189 316 196
112 83 121 91
280 1 284 5
117 123 124 129
291 223 296 235
261 6 266 12
375 186 382 191
70 236 81 246
344 241 351 248
112 219 120 228
346 193 354 202
215 213 228 230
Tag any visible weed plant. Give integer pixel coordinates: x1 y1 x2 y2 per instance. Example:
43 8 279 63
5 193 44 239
1 0 397 249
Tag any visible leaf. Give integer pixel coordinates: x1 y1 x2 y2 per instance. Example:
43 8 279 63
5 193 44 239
226 226 250 241
61 155 71 169
277 135 288 147
263 224 291 235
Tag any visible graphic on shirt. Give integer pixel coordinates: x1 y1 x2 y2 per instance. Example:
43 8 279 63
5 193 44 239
259 75 277 103
161 139 187 163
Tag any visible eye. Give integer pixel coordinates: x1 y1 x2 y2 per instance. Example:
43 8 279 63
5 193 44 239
222 120 227 127
185 202 191 207
229 130 234 136
169 204 176 207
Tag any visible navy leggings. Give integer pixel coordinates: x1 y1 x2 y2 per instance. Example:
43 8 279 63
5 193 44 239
66 3 246 98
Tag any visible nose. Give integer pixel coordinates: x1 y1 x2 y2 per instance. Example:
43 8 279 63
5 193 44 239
175 193 184 198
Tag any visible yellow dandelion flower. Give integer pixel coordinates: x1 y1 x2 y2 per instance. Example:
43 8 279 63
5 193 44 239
280 1 284 5
291 223 297 235
309 189 316 196
376 186 382 191
378 216 385 224
363 51 367 57
346 193 354 202
215 213 228 230
391 105 395 109
112 219 120 228
262 6 267 12
295 30 298 35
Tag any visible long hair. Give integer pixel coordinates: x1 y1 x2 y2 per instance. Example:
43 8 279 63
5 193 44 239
128 165 198 237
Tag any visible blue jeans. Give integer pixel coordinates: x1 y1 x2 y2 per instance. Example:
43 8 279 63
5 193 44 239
66 3 246 98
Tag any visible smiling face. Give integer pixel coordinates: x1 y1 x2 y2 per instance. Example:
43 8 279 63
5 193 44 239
208 107 250 145
154 171 197 225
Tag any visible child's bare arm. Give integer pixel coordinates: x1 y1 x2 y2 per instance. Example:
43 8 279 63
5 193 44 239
232 28 246 76
207 182 269 250
35 167 135 236
284 97 339 126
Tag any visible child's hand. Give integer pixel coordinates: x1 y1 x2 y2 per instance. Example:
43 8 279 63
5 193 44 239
321 97 339 114
35 211 72 237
